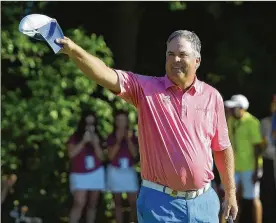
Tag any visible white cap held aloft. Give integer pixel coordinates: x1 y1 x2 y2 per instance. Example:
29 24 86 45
19 14 64 54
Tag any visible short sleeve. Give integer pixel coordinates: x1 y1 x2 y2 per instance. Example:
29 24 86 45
249 118 262 145
211 92 232 151
114 69 142 107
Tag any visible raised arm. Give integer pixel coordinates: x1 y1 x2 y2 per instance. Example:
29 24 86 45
56 37 120 93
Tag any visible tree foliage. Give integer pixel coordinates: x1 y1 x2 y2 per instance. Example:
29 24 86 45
1 2 136 222
2 1 276 222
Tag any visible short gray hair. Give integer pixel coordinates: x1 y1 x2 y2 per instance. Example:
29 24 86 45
166 30 201 59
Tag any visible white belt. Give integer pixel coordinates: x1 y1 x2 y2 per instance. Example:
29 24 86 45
142 180 211 200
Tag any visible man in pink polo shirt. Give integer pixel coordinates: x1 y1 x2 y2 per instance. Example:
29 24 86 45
56 30 238 223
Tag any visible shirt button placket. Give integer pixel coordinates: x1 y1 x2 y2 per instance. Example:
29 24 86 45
182 93 188 120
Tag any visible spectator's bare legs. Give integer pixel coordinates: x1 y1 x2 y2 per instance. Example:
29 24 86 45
70 191 87 223
240 198 262 223
114 193 123 223
86 191 100 223
127 192 137 223
235 183 243 223
217 188 225 223
1 174 17 204
253 198 262 223
1 180 10 204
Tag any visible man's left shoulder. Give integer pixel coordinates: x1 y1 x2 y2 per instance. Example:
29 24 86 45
199 80 222 98
246 113 260 126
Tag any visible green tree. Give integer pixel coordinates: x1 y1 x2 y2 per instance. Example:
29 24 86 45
1 2 137 222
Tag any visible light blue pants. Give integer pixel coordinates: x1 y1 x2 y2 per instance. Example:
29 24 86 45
137 186 220 223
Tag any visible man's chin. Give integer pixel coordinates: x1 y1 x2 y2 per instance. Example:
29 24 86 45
173 71 187 77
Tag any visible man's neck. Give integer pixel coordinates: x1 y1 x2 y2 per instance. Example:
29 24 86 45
177 76 196 90
234 110 247 120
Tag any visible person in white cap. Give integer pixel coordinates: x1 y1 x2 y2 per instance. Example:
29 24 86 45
224 100 236 122
226 94 263 223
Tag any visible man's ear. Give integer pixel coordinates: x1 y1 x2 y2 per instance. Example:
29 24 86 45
195 57 201 69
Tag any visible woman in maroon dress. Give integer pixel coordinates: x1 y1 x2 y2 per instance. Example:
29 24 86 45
106 110 139 223
67 111 105 223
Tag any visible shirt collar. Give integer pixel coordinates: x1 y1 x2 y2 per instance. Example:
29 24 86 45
164 74 202 93
241 111 250 121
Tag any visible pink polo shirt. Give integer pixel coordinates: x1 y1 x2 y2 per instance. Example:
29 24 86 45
115 70 231 191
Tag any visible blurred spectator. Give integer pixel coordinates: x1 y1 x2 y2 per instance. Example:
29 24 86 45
260 94 276 223
224 100 234 121
10 205 42 223
106 110 139 223
1 174 17 204
67 111 105 223
271 95 276 146
227 94 263 223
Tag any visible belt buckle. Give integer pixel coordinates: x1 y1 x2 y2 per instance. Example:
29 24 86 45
186 191 196 200
185 192 191 199
170 190 178 197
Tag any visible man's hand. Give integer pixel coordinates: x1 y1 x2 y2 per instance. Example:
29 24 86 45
223 190 238 221
55 37 77 56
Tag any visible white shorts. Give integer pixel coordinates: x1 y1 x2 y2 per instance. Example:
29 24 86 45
106 165 139 193
235 170 260 199
70 166 105 192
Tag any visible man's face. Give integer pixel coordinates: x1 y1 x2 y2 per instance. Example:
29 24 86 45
165 37 200 86
233 107 243 119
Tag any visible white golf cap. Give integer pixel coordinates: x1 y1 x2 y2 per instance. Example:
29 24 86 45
19 14 64 54
224 100 239 108
224 94 249 110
